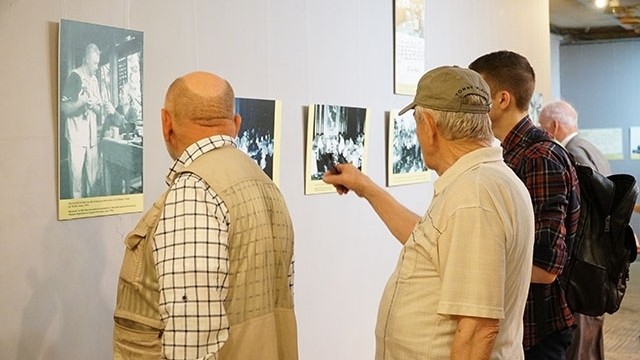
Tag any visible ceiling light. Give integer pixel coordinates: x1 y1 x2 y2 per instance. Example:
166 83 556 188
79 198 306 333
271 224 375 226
595 0 608 8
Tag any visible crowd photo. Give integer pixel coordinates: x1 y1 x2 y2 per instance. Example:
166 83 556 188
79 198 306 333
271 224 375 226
309 104 367 180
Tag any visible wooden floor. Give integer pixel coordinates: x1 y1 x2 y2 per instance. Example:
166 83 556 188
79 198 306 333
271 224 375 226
603 261 640 359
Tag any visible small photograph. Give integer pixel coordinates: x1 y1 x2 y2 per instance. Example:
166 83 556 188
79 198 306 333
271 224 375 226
305 104 369 195
394 0 425 95
387 109 431 186
235 97 282 185
579 127 624 160
529 92 543 125
58 19 144 220
630 127 640 160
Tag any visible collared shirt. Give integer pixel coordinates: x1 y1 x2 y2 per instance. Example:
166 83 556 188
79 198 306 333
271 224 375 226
501 117 580 349
375 146 534 359
560 132 578 147
153 135 235 360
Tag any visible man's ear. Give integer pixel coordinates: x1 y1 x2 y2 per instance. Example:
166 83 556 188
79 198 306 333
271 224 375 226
232 113 242 138
549 120 560 137
417 111 438 144
495 90 511 110
161 108 173 144
425 114 439 143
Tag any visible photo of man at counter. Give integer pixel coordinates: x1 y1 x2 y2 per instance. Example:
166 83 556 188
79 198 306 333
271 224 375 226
58 19 143 200
100 81 143 196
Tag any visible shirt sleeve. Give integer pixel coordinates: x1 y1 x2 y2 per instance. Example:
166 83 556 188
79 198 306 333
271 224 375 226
522 153 570 274
154 172 230 360
62 72 82 102
438 206 506 320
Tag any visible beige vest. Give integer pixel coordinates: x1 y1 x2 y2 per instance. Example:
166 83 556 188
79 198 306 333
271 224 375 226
114 146 298 359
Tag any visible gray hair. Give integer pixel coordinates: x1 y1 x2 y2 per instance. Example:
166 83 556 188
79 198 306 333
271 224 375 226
539 100 578 127
415 94 494 144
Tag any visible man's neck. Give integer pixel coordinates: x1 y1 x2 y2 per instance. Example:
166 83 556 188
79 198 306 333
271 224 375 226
433 140 488 175
493 109 529 142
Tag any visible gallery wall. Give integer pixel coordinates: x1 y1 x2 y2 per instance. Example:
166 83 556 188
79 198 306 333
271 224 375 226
0 0 551 358
557 39 640 231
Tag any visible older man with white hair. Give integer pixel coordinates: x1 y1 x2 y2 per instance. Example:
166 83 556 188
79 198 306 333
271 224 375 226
324 66 535 360
539 99 611 360
538 100 611 175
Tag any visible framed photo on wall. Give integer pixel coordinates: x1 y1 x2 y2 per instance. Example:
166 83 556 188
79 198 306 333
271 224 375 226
579 127 624 160
529 92 543 125
630 127 640 160
394 0 425 95
305 104 369 195
58 19 144 220
235 97 283 185
387 109 431 186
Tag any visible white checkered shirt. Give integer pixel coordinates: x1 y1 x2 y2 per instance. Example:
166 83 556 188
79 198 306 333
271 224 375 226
153 135 234 360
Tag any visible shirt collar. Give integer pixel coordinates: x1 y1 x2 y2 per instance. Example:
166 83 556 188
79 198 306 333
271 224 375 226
561 132 578 147
165 135 237 185
501 115 534 153
433 146 505 195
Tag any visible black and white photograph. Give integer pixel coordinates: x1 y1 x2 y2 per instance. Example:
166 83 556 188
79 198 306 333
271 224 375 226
387 109 431 186
305 104 369 195
58 19 144 220
529 92 543 125
235 97 282 185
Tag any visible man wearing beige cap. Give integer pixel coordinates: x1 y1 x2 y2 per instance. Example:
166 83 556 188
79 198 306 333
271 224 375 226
323 66 535 359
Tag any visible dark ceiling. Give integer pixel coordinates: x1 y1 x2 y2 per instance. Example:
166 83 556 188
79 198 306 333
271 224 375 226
550 0 640 43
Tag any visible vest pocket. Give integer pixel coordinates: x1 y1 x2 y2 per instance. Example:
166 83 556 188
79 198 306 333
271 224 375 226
119 222 149 285
113 319 161 359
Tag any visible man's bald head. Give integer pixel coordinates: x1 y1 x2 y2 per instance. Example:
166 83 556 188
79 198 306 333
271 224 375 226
164 71 235 125
161 71 241 160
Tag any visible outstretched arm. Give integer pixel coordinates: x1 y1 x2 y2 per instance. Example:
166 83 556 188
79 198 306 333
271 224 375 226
323 163 420 244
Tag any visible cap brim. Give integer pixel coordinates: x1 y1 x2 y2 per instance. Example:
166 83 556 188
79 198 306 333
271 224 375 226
397 102 416 116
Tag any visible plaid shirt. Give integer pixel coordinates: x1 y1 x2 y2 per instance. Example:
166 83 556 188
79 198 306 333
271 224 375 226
501 117 580 350
153 135 294 359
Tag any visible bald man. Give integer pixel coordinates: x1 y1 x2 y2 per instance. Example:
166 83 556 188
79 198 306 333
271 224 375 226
539 99 611 360
113 71 298 359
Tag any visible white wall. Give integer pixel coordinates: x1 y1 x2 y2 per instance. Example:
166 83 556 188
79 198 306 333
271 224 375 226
0 1 551 359
550 33 563 100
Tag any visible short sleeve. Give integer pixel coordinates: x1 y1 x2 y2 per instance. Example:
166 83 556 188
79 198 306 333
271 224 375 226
62 72 82 102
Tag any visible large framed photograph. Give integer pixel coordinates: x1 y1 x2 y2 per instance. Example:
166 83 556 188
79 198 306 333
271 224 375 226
235 97 282 185
387 109 431 186
394 0 425 95
305 104 369 195
58 19 143 220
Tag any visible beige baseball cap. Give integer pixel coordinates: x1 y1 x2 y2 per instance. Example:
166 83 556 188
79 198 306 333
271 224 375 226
398 66 491 115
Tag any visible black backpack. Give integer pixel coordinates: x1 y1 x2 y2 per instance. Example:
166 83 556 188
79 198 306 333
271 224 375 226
559 162 639 316
530 136 639 316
